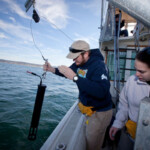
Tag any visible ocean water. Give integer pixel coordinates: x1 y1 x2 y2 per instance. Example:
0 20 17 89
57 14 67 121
0 62 78 150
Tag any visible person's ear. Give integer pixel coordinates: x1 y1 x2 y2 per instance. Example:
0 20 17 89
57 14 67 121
84 51 89 58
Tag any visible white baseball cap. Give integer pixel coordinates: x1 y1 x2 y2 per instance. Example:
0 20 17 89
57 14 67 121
66 40 90 59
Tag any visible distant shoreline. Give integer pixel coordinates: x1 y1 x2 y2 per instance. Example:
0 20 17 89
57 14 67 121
0 59 42 68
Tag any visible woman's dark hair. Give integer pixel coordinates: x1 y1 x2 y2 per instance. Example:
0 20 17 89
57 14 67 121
136 47 150 68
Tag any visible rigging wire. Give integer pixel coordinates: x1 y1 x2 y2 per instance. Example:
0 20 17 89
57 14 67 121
30 12 73 58
30 19 47 62
41 15 74 42
30 18 48 79
29 10 74 60
32 1 73 41
29 8 74 78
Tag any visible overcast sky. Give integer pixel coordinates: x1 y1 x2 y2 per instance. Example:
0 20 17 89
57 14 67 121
0 0 101 66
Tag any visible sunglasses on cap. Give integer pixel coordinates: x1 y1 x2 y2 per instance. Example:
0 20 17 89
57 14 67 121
69 47 85 53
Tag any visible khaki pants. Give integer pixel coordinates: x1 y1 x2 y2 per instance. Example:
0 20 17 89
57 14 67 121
86 109 112 150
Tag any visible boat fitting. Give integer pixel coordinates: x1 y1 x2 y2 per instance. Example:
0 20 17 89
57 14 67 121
56 143 66 150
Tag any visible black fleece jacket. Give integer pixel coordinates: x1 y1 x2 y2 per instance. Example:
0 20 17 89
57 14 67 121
56 49 112 111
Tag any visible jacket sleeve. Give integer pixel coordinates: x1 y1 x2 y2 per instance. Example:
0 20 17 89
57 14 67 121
75 65 110 99
55 64 77 77
55 68 64 77
112 80 129 128
120 20 125 28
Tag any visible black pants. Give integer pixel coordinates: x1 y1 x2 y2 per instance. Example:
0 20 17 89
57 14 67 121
120 29 128 37
117 128 134 150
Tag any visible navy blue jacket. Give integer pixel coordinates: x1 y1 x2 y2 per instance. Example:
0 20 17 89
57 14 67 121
56 49 112 111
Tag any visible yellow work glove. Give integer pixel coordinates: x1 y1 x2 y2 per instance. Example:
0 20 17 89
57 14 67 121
125 120 137 139
78 102 96 117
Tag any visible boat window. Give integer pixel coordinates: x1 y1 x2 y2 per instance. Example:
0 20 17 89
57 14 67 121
106 49 136 82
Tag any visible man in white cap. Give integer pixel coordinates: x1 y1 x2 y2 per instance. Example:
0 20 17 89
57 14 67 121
43 40 112 150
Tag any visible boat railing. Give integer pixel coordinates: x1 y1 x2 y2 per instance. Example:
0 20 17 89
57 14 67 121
40 101 86 150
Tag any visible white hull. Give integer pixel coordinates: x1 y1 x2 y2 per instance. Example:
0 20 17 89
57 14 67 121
40 101 86 150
